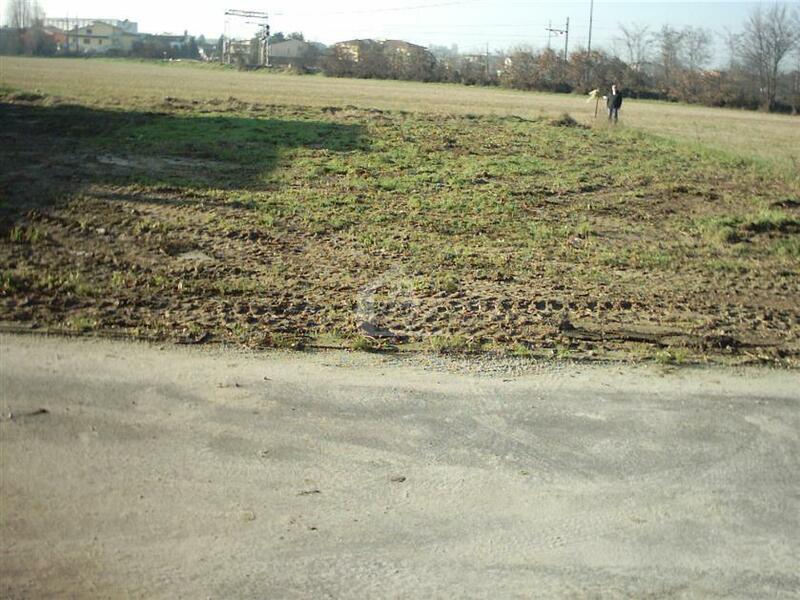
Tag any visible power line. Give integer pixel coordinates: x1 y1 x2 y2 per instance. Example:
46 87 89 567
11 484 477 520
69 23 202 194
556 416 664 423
274 0 486 17
545 18 568 59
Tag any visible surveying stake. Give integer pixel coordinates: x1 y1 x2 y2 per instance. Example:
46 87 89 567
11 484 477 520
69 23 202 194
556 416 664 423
587 89 601 119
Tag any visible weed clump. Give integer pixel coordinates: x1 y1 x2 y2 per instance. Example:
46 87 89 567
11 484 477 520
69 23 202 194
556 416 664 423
549 113 584 128
9 225 43 244
1 271 21 294
695 209 799 246
429 334 481 354
6 91 46 103
743 209 799 234
655 348 690 365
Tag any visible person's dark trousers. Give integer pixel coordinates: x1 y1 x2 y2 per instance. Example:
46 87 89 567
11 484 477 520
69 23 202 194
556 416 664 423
608 108 619 123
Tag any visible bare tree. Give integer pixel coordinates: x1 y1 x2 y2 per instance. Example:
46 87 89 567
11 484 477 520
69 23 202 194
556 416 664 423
652 25 685 92
788 50 800 114
4 0 42 28
5 0 28 28
683 27 713 72
721 27 742 71
616 23 649 67
739 4 800 110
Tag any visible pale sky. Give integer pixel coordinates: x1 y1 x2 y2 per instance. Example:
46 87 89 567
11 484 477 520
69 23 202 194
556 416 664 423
16 1 796 61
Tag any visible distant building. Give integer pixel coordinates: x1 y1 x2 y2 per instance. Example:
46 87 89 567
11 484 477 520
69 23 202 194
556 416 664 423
45 18 137 34
382 39 429 57
382 39 435 77
328 38 435 81
332 39 376 63
223 38 255 65
150 31 192 50
42 25 67 48
269 38 320 68
332 39 433 64
66 20 139 54
270 38 309 59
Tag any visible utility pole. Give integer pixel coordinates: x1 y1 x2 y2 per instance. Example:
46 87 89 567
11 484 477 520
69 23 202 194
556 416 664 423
223 9 270 66
260 22 270 67
586 0 594 87
545 20 569 61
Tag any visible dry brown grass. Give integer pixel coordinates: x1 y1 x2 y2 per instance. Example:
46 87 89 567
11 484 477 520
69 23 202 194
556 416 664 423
2 56 798 171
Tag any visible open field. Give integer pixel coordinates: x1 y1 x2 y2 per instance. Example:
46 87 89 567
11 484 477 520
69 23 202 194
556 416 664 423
1 58 799 363
3 57 800 171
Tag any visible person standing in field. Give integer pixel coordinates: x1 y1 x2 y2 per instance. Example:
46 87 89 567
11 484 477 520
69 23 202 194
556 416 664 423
605 84 623 123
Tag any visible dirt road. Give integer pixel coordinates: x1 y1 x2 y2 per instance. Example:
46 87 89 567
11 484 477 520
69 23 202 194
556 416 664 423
1 334 799 598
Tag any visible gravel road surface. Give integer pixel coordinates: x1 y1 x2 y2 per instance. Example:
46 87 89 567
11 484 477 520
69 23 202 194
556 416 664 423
2 334 799 598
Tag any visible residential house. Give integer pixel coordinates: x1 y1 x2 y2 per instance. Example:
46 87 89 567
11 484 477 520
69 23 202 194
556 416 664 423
67 20 139 54
150 31 192 50
332 39 375 63
268 38 320 68
382 39 435 79
383 39 430 59
45 18 137 34
43 26 67 48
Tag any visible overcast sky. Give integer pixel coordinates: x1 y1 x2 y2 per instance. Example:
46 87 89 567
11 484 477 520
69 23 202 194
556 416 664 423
20 1 794 61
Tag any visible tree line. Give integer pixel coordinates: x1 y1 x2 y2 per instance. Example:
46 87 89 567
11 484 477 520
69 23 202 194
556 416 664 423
3 0 799 113
323 5 799 114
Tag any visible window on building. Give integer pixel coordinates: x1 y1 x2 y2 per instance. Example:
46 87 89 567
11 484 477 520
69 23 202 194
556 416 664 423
86 28 92 34
84 38 91 44
98 39 102 44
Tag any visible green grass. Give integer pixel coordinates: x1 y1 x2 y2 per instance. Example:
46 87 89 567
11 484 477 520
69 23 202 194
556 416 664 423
2 56 799 174
66 315 96 332
655 348 691 366
9 226 43 244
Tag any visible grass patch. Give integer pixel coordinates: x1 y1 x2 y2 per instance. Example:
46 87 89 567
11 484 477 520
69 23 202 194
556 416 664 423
9 226 44 244
574 220 593 239
743 209 799 234
511 343 535 358
37 271 94 296
1 271 21 293
67 315 96 332
554 344 572 361
654 348 690 365
771 237 800 257
429 334 481 354
694 210 799 246
694 216 742 245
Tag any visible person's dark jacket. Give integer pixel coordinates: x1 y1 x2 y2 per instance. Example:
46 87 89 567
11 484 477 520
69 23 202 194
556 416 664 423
607 91 623 109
